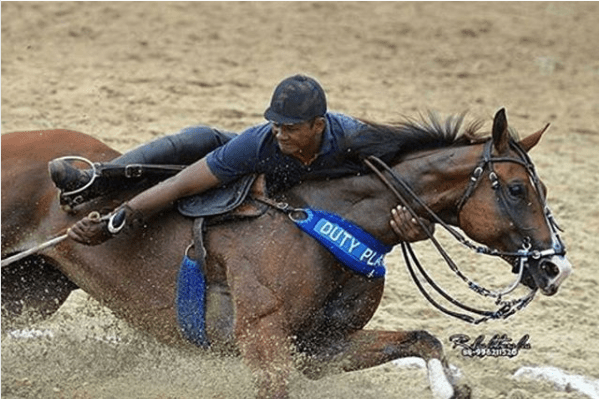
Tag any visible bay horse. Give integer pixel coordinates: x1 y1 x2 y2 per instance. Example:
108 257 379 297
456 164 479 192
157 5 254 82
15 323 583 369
1 109 571 399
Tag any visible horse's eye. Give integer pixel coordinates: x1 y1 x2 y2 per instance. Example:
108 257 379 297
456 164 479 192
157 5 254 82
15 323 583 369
508 183 526 199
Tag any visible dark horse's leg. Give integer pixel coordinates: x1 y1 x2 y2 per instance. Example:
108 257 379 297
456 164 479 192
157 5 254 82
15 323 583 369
296 329 470 399
1 254 78 325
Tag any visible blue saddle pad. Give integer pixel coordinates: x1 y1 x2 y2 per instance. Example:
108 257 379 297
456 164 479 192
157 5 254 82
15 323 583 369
176 255 209 347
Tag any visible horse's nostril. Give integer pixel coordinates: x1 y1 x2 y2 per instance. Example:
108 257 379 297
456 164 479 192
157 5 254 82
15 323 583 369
541 260 560 278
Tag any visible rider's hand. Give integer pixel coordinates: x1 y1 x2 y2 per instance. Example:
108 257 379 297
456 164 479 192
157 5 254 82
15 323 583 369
67 212 112 246
390 206 434 243
67 204 140 246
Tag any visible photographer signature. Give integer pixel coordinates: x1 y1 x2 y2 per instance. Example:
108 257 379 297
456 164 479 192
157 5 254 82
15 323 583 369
449 333 531 358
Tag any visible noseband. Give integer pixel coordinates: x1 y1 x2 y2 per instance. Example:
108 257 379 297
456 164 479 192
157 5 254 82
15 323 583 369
364 138 566 324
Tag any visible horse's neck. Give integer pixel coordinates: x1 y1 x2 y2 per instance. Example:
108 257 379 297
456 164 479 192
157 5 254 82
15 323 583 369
287 144 481 246
391 144 482 224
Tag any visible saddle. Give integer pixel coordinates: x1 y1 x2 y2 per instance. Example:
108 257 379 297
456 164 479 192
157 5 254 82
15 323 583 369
178 174 268 220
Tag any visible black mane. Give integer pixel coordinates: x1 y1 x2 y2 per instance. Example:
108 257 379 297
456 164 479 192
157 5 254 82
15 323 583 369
284 112 502 190
352 112 488 164
305 113 488 180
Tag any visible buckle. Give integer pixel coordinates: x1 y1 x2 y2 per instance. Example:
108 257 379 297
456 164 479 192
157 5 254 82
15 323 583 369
125 164 143 178
58 192 84 213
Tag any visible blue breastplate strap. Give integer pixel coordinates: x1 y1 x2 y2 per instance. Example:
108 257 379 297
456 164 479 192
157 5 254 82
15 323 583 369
292 209 392 279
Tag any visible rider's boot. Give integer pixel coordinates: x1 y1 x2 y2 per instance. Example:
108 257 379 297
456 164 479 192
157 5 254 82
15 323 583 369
48 127 236 210
48 159 110 209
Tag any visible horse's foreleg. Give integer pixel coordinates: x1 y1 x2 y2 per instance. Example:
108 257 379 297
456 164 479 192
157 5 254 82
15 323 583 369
299 329 470 399
228 258 294 399
237 311 294 399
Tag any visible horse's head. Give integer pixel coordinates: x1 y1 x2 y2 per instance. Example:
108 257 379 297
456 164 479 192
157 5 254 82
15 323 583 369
457 109 571 296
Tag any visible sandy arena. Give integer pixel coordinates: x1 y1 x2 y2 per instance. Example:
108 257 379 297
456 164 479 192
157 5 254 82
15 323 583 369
2 2 599 398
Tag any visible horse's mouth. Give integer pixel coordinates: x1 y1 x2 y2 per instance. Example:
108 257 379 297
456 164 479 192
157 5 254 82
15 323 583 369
517 255 572 296
541 284 559 296
538 258 562 296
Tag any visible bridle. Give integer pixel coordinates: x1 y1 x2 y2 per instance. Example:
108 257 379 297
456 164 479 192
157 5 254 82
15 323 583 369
364 138 566 324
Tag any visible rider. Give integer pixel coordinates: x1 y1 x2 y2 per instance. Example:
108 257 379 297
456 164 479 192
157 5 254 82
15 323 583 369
49 74 432 245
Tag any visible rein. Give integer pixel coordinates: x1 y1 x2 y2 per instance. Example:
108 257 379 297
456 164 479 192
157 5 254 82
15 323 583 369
364 138 563 324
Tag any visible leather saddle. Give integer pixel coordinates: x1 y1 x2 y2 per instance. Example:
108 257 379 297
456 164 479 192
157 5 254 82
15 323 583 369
177 174 268 221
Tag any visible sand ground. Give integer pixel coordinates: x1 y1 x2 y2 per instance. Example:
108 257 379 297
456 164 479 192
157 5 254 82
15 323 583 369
2 2 599 398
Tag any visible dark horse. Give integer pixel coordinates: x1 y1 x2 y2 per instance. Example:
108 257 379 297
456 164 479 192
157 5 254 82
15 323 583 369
1 109 571 399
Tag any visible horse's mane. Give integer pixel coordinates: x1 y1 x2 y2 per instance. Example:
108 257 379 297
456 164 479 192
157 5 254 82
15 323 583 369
306 112 490 180
352 112 490 164
282 112 520 192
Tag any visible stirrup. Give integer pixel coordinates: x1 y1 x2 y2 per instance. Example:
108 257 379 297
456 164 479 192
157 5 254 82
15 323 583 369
54 156 99 197
53 156 99 210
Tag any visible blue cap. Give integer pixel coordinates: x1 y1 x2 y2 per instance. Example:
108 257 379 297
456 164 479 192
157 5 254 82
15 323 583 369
264 75 327 124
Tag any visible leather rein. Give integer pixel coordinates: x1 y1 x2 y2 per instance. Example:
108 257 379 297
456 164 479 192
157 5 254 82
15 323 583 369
364 139 565 324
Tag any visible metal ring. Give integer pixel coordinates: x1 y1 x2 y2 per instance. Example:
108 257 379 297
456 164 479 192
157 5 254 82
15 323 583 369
288 209 309 222
185 243 194 258
107 210 126 235
470 166 484 182
54 156 98 197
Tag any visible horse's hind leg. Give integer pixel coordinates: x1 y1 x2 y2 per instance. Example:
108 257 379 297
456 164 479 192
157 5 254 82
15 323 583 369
1 254 78 326
297 329 470 399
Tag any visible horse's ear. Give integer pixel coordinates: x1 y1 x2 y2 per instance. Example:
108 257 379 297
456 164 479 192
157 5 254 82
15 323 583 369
492 108 510 154
519 123 550 152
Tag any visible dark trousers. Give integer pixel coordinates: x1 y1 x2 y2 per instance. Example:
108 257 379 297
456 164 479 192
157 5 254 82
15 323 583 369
111 126 237 166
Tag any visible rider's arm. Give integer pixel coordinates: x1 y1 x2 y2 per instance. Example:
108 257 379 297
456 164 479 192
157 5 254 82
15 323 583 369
128 158 220 218
66 158 221 245
68 126 268 245
128 123 272 218
132 124 272 216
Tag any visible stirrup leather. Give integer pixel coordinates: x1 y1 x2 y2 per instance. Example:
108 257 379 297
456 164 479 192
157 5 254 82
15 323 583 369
55 157 187 210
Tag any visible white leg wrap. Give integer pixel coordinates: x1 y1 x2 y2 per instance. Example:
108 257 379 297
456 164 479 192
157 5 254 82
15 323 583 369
428 359 454 399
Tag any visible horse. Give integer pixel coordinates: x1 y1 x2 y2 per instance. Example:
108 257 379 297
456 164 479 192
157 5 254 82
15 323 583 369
1 109 571 399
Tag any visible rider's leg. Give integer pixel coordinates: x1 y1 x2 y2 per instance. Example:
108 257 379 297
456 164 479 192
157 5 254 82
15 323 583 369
111 126 236 165
48 126 236 207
